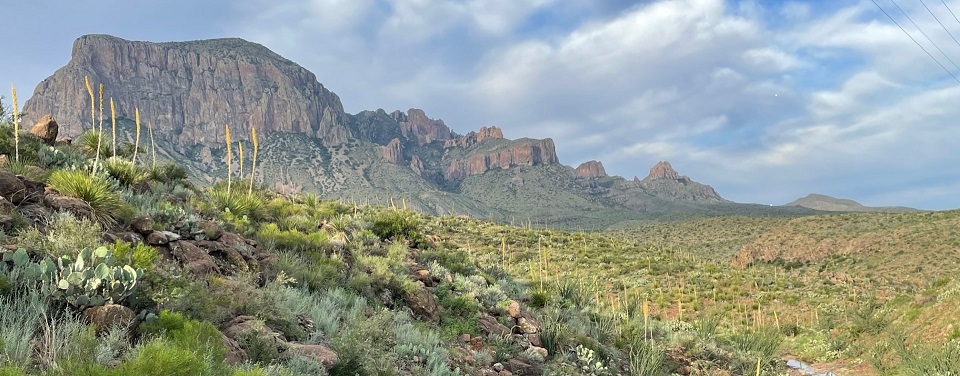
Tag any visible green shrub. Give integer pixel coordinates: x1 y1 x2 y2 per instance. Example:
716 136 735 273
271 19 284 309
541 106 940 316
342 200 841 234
149 163 187 183
539 309 568 357
116 339 211 376
111 241 159 270
894 338 960 375
275 251 341 292
17 212 102 259
137 310 229 374
371 210 427 248
104 157 148 186
47 169 130 225
627 340 666 376
203 186 265 219
257 223 330 252
0 366 26 376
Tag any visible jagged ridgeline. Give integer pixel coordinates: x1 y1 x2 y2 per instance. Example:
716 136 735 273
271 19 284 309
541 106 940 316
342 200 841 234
22 34 819 229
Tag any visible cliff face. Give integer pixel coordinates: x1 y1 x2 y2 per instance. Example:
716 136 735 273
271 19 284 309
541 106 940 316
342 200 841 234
575 160 606 179
396 109 455 146
22 34 349 146
444 138 558 181
444 126 505 148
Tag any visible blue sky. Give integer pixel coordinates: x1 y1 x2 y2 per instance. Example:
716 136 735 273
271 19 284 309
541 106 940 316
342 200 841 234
2 0 959 210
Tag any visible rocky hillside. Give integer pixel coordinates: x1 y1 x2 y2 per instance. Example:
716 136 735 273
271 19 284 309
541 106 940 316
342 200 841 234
785 193 919 213
22 34 820 228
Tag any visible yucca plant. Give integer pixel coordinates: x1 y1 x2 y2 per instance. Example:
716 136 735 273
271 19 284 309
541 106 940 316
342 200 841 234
47 169 127 226
206 184 264 219
11 85 19 162
105 157 149 186
78 130 110 157
238 141 244 180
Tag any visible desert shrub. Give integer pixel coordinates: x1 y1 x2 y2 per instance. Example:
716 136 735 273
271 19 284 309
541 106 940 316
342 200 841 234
894 338 960 375
0 366 26 376
275 251 342 292
47 169 130 225
115 339 211 376
627 340 666 376
284 355 329 376
201 185 266 219
257 223 330 252
850 299 890 336
119 183 188 225
77 130 110 158
148 162 187 183
0 290 45 368
111 240 159 270
539 309 569 357
137 310 229 374
371 210 427 248
421 248 477 276
392 313 453 375
331 308 399 376
104 157 148 186
16 211 101 259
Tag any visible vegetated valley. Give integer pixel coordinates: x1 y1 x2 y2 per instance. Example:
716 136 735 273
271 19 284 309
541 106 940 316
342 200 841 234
0 36 958 376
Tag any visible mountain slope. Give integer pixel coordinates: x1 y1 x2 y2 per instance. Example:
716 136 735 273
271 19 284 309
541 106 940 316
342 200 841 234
785 193 919 213
23 34 823 227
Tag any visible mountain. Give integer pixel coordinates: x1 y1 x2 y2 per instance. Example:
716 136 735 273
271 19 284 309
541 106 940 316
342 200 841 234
785 193 919 213
23 34 818 227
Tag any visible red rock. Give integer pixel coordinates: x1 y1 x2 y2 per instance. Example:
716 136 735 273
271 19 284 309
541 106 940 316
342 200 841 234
646 161 680 180
82 304 137 335
383 138 403 164
288 343 339 368
444 126 505 148
398 108 454 145
445 139 558 180
574 160 606 179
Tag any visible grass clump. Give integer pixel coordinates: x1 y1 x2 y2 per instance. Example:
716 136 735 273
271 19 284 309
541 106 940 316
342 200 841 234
104 157 148 186
47 169 130 225
17 211 102 258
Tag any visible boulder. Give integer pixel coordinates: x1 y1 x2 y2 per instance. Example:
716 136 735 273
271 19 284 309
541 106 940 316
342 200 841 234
81 304 137 335
0 171 27 203
196 220 223 240
169 240 220 277
507 300 521 319
478 315 511 337
287 343 339 369
221 333 247 366
403 282 439 323
517 312 540 334
504 359 541 376
146 231 169 245
30 115 59 145
44 194 94 220
130 214 154 235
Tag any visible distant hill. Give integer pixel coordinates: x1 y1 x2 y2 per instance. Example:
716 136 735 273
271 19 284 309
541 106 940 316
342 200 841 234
785 193 919 213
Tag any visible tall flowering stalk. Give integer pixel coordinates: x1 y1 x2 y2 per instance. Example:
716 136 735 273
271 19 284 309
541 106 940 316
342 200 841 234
248 126 258 195
238 142 244 180
225 124 233 195
110 98 116 158
93 84 105 172
132 108 141 164
149 122 156 168
84 76 94 132
11 85 19 162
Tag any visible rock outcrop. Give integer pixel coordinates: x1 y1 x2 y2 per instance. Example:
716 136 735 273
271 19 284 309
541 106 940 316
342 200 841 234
639 161 722 201
395 108 454 145
444 126 505 148
574 160 606 179
382 138 403 164
22 34 350 147
444 138 558 181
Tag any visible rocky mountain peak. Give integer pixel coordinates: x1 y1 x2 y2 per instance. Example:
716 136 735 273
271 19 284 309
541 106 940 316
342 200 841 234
383 138 404 164
444 126 505 148
575 161 606 179
399 109 455 145
646 161 681 181
24 34 349 147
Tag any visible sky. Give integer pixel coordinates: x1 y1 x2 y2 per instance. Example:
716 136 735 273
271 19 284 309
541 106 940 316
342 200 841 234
1 0 959 210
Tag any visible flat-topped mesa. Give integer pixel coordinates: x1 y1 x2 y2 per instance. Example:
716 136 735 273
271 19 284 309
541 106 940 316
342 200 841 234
639 161 723 201
445 138 558 181
22 34 350 147
444 126 505 148
395 108 455 145
575 160 607 179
